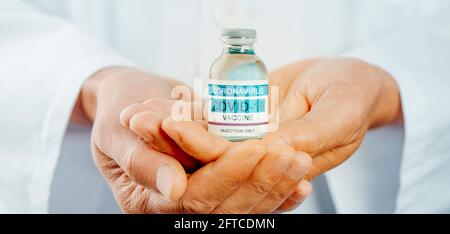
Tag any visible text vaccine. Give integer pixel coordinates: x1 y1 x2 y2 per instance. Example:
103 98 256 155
208 28 269 141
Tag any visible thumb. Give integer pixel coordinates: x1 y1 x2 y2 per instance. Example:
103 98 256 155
94 129 188 201
278 82 310 122
127 144 188 201
273 69 313 123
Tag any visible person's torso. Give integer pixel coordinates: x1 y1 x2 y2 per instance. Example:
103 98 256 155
28 0 443 213
28 0 440 82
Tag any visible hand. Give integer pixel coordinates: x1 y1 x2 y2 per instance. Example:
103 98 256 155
119 98 204 172
264 58 402 179
81 68 312 213
122 111 313 213
80 67 198 205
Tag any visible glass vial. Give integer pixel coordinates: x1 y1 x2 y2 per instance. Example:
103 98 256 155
208 28 269 141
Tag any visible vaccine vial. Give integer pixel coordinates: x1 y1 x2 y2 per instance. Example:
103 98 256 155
208 28 269 141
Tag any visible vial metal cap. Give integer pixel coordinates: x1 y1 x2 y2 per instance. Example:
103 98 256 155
221 28 257 45
221 28 256 39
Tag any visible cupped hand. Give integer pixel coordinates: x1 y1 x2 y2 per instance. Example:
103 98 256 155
82 67 312 213
264 58 402 179
121 111 313 213
80 67 198 207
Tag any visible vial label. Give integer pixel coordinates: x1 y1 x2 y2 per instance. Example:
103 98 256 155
208 79 269 140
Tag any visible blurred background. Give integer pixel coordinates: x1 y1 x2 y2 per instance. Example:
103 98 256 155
2 0 448 213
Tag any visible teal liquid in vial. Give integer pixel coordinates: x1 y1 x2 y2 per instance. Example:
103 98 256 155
208 29 269 142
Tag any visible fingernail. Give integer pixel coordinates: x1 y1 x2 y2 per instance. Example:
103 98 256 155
156 164 175 200
297 180 313 196
119 111 128 127
286 153 312 180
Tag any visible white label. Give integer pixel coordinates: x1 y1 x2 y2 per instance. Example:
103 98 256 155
208 79 269 140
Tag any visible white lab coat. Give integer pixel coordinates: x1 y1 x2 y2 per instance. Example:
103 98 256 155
1 0 449 213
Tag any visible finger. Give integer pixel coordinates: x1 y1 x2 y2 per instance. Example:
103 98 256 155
211 145 297 214
129 111 201 171
142 98 177 114
93 126 187 201
120 103 151 127
92 147 159 214
180 140 267 214
275 180 313 213
121 99 208 140
119 98 176 128
162 118 231 163
148 98 206 122
120 99 203 171
149 99 208 130
209 146 306 213
129 110 167 143
124 144 188 201
305 140 362 180
250 152 312 214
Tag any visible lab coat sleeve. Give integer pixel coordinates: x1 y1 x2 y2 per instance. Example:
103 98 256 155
345 11 450 213
0 1 136 213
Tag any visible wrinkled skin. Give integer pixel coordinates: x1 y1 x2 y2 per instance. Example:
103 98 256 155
123 57 402 211
264 58 402 180
80 56 401 213
79 67 312 213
